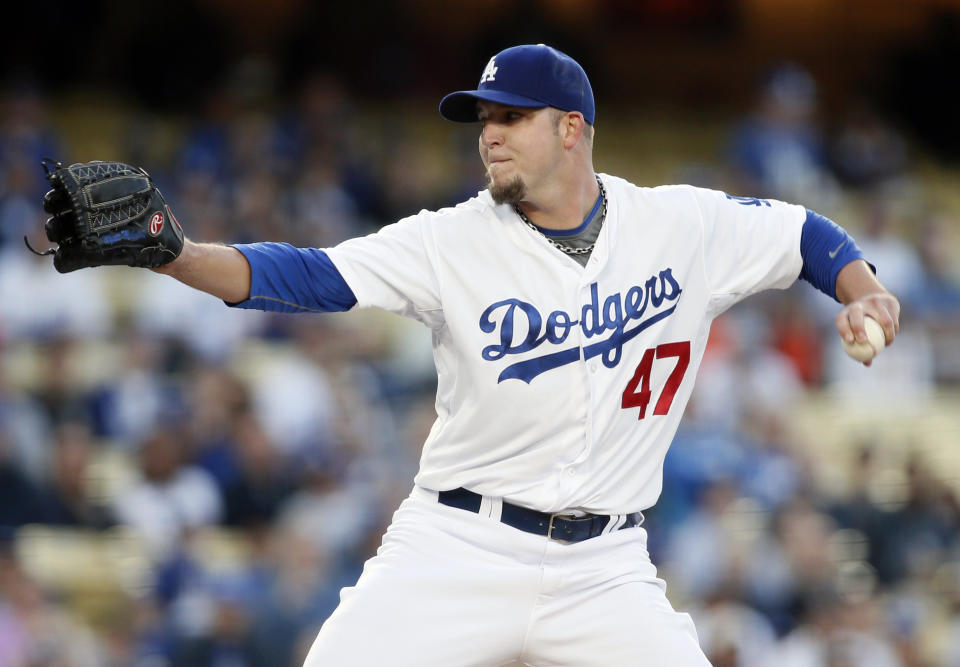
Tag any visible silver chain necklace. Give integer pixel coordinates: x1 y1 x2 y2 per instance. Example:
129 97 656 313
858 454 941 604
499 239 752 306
514 176 607 256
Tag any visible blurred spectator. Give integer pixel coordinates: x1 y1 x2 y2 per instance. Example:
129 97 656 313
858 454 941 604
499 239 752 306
775 497 837 592
687 307 804 433
288 155 362 248
0 82 63 202
154 530 268 666
653 428 742 541
910 214 960 318
249 528 353 666
154 526 347 667
232 165 290 242
276 447 375 561
88 335 179 443
728 63 840 209
769 288 825 385
35 421 115 528
131 268 267 361
662 479 741 600
176 88 241 187
0 430 45 530
169 167 232 243
691 591 778 667
170 574 263 667
247 340 337 457
288 71 387 225
0 547 105 666
908 214 960 383
100 596 171 666
776 588 903 667
0 357 51 484
381 134 451 220
942 567 960 666
289 72 352 164
183 362 249 489
29 335 98 429
0 234 115 341
293 316 406 482
738 496 837 634
739 411 807 511
113 429 223 559
0 161 40 252
829 101 910 190
873 454 959 585
855 198 924 301
221 410 295 527
829 445 887 573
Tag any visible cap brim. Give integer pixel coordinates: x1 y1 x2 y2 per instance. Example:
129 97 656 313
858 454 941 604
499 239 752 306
439 89 547 122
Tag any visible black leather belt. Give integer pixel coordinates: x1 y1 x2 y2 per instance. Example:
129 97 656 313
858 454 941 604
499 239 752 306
437 487 642 543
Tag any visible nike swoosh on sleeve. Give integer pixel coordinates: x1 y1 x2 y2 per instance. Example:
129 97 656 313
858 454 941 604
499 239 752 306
828 240 848 259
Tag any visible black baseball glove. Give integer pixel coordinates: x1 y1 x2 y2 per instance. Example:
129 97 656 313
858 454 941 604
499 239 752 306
28 159 184 273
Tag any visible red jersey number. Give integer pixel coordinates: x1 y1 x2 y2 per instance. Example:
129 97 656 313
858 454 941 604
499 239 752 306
621 340 691 420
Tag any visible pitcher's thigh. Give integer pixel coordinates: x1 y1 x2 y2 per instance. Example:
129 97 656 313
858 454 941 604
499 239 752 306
527 579 709 667
303 548 537 667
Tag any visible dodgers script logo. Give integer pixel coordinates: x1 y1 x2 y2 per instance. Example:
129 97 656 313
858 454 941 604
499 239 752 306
479 269 682 383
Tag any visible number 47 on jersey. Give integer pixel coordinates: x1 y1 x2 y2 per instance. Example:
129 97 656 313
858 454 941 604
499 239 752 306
620 341 690 419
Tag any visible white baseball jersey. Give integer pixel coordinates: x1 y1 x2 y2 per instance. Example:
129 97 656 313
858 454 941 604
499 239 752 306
325 174 805 514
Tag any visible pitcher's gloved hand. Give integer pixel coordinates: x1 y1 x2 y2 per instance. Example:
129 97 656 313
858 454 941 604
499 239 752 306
28 159 184 273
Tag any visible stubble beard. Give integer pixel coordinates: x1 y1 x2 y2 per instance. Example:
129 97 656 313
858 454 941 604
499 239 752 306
487 172 526 206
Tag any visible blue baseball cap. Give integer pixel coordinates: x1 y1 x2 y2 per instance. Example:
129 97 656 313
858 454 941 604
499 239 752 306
439 44 595 125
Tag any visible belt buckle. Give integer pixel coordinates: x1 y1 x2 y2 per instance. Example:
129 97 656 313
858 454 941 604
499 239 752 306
546 513 578 542
547 513 558 540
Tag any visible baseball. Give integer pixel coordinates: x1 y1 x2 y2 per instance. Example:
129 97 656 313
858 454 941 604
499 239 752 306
842 316 887 362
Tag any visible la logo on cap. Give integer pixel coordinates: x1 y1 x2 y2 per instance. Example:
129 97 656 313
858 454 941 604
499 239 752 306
480 57 498 84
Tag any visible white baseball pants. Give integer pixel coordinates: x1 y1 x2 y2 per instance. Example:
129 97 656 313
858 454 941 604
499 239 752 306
303 486 710 666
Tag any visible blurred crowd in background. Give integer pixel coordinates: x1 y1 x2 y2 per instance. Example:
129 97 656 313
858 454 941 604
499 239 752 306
3 34 960 667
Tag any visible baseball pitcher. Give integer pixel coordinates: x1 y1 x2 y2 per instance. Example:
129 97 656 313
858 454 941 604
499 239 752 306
35 45 900 666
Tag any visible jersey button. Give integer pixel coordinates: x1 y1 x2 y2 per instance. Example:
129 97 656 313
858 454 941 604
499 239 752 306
567 468 576 476
589 363 597 374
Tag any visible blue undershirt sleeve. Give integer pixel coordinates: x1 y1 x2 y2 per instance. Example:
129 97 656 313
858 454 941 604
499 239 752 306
799 209 871 302
227 242 358 313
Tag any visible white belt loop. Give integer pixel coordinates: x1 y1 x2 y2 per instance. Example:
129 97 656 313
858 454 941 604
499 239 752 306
478 495 504 521
489 497 503 522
